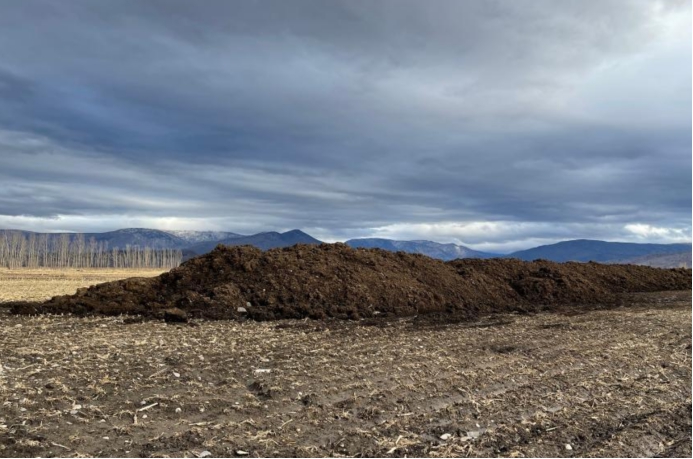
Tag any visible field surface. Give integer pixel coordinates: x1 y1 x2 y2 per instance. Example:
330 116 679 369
0 268 165 303
1 282 690 457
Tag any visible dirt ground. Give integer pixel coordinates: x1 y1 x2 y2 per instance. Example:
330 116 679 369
1 290 690 457
8 244 691 321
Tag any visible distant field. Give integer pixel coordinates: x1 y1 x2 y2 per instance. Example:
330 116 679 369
0 268 165 303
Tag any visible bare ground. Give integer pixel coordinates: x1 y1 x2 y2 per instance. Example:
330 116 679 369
8 245 691 322
1 290 690 457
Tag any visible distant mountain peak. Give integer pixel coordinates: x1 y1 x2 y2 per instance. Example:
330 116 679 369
184 228 322 256
282 229 312 237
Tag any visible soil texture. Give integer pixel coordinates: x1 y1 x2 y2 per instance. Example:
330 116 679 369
0 291 690 457
7 244 691 320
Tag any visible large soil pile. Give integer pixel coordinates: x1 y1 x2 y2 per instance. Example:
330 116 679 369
9 243 692 320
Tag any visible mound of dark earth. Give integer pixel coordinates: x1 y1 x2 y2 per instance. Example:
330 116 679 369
9 243 692 321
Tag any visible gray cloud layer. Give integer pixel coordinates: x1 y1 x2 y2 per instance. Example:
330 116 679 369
0 0 690 251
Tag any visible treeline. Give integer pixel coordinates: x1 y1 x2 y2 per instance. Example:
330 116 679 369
0 232 182 269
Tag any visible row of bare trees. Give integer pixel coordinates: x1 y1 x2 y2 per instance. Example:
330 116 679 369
0 232 182 269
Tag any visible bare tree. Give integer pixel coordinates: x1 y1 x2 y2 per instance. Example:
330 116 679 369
0 232 182 269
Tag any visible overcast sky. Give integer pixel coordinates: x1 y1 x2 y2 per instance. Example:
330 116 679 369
0 0 690 252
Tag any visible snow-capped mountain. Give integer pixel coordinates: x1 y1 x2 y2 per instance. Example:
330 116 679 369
164 230 242 245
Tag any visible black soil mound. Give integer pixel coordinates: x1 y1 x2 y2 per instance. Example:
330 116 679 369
8 243 692 321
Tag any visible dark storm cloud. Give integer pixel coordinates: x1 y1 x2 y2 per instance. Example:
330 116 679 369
0 0 690 250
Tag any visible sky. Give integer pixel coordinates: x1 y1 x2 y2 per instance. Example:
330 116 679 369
0 0 690 253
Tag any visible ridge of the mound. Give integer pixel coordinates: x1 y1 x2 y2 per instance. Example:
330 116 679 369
9 243 692 321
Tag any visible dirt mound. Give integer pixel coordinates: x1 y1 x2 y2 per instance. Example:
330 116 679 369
9 243 692 320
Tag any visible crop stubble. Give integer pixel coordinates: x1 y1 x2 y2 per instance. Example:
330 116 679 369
0 291 691 457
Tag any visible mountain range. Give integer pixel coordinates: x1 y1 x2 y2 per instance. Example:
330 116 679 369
508 239 692 263
164 230 242 245
0 228 239 249
345 238 497 260
184 230 321 255
1 228 690 268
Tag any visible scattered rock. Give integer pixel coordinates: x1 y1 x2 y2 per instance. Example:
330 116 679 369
237 307 247 313
439 433 452 440
236 450 249 456
198 451 212 458
163 308 187 323
565 444 573 451
467 429 481 439
545 405 563 413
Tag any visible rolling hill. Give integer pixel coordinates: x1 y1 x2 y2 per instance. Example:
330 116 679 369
612 251 692 269
163 230 241 245
509 239 692 263
0 228 185 249
185 229 322 255
345 238 496 260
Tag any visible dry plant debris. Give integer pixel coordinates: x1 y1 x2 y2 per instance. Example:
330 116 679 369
0 291 690 457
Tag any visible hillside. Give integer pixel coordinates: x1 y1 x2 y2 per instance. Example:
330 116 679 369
509 239 692 263
0 228 185 249
164 230 242 245
614 251 692 269
346 238 496 260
